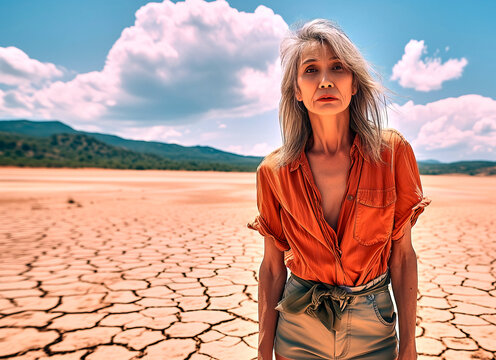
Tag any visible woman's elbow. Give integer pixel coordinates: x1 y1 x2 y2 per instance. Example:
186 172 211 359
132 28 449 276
260 256 287 281
260 236 287 276
389 237 417 269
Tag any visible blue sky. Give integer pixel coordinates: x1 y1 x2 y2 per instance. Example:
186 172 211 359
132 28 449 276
0 0 495 162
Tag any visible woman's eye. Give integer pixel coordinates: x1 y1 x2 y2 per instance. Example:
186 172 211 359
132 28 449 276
304 64 343 73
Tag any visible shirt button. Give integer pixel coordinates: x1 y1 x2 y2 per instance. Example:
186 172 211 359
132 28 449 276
347 194 354 201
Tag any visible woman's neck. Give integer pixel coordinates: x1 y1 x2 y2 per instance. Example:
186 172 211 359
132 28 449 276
306 110 353 157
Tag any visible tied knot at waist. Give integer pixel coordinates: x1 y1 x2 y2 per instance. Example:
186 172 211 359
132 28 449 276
275 270 391 332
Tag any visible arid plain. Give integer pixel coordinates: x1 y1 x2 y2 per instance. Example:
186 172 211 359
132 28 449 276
0 167 495 360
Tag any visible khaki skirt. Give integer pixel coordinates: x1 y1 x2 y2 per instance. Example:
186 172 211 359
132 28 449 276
274 271 399 360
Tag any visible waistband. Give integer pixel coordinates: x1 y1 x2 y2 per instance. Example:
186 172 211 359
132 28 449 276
274 269 391 332
338 270 389 293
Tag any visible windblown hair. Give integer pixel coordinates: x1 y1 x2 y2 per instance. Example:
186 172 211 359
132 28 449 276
266 18 391 169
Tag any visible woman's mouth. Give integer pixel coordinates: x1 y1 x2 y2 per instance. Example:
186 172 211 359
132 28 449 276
316 96 338 102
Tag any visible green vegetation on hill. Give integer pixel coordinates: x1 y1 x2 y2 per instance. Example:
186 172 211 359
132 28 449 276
0 119 262 168
0 132 257 171
0 119 78 137
0 120 495 175
418 161 496 176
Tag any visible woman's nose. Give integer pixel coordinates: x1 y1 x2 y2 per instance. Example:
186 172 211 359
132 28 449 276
320 81 334 88
319 71 335 88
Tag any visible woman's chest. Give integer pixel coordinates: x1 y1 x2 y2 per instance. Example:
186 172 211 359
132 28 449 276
305 152 351 231
277 149 397 246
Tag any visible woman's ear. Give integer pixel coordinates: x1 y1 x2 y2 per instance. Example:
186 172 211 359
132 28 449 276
352 77 358 95
295 87 303 102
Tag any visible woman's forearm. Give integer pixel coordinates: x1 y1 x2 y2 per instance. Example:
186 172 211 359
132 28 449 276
258 262 287 360
390 246 418 357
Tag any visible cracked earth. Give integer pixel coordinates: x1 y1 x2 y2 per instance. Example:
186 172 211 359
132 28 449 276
0 168 495 359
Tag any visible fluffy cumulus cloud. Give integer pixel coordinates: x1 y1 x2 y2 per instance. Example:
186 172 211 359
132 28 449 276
0 46 65 87
0 0 286 126
391 40 468 92
388 94 496 161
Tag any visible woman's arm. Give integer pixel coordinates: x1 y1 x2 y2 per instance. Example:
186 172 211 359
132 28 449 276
258 236 287 360
389 219 418 360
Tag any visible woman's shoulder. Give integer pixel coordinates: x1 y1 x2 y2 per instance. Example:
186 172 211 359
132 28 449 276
257 147 285 175
380 128 420 170
381 128 410 150
256 147 296 191
368 128 412 166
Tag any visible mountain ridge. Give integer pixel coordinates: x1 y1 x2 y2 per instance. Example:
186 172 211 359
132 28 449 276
0 119 495 175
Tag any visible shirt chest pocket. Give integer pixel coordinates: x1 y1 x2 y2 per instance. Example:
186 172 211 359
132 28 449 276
353 187 396 246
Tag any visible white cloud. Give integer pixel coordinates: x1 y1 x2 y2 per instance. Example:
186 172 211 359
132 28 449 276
0 46 65 87
224 142 276 156
250 142 276 156
199 131 221 142
115 125 182 142
225 145 243 154
391 40 468 92
388 94 496 161
0 0 287 127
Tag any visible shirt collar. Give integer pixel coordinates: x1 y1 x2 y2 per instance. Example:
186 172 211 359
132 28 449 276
289 132 365 172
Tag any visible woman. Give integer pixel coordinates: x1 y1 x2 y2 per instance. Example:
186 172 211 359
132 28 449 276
247 19 431 360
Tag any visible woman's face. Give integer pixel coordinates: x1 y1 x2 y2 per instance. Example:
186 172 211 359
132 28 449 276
295 42 356 118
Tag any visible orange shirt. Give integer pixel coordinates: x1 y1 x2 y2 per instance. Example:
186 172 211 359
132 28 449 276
247 128 431 286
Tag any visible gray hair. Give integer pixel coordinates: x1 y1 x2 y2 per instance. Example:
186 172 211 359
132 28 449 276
265 18 391 169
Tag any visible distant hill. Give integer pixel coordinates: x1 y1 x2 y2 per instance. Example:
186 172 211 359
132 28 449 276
0 119 261 171
0 119 495 174
419 159 442 164
417 161 496 176
0 120 79 137
0 131 254 171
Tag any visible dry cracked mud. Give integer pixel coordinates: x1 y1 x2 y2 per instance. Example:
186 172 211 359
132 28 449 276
0 168 494 359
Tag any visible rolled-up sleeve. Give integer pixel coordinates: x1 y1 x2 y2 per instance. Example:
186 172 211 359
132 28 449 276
247 165 290 251
392 138 431 241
